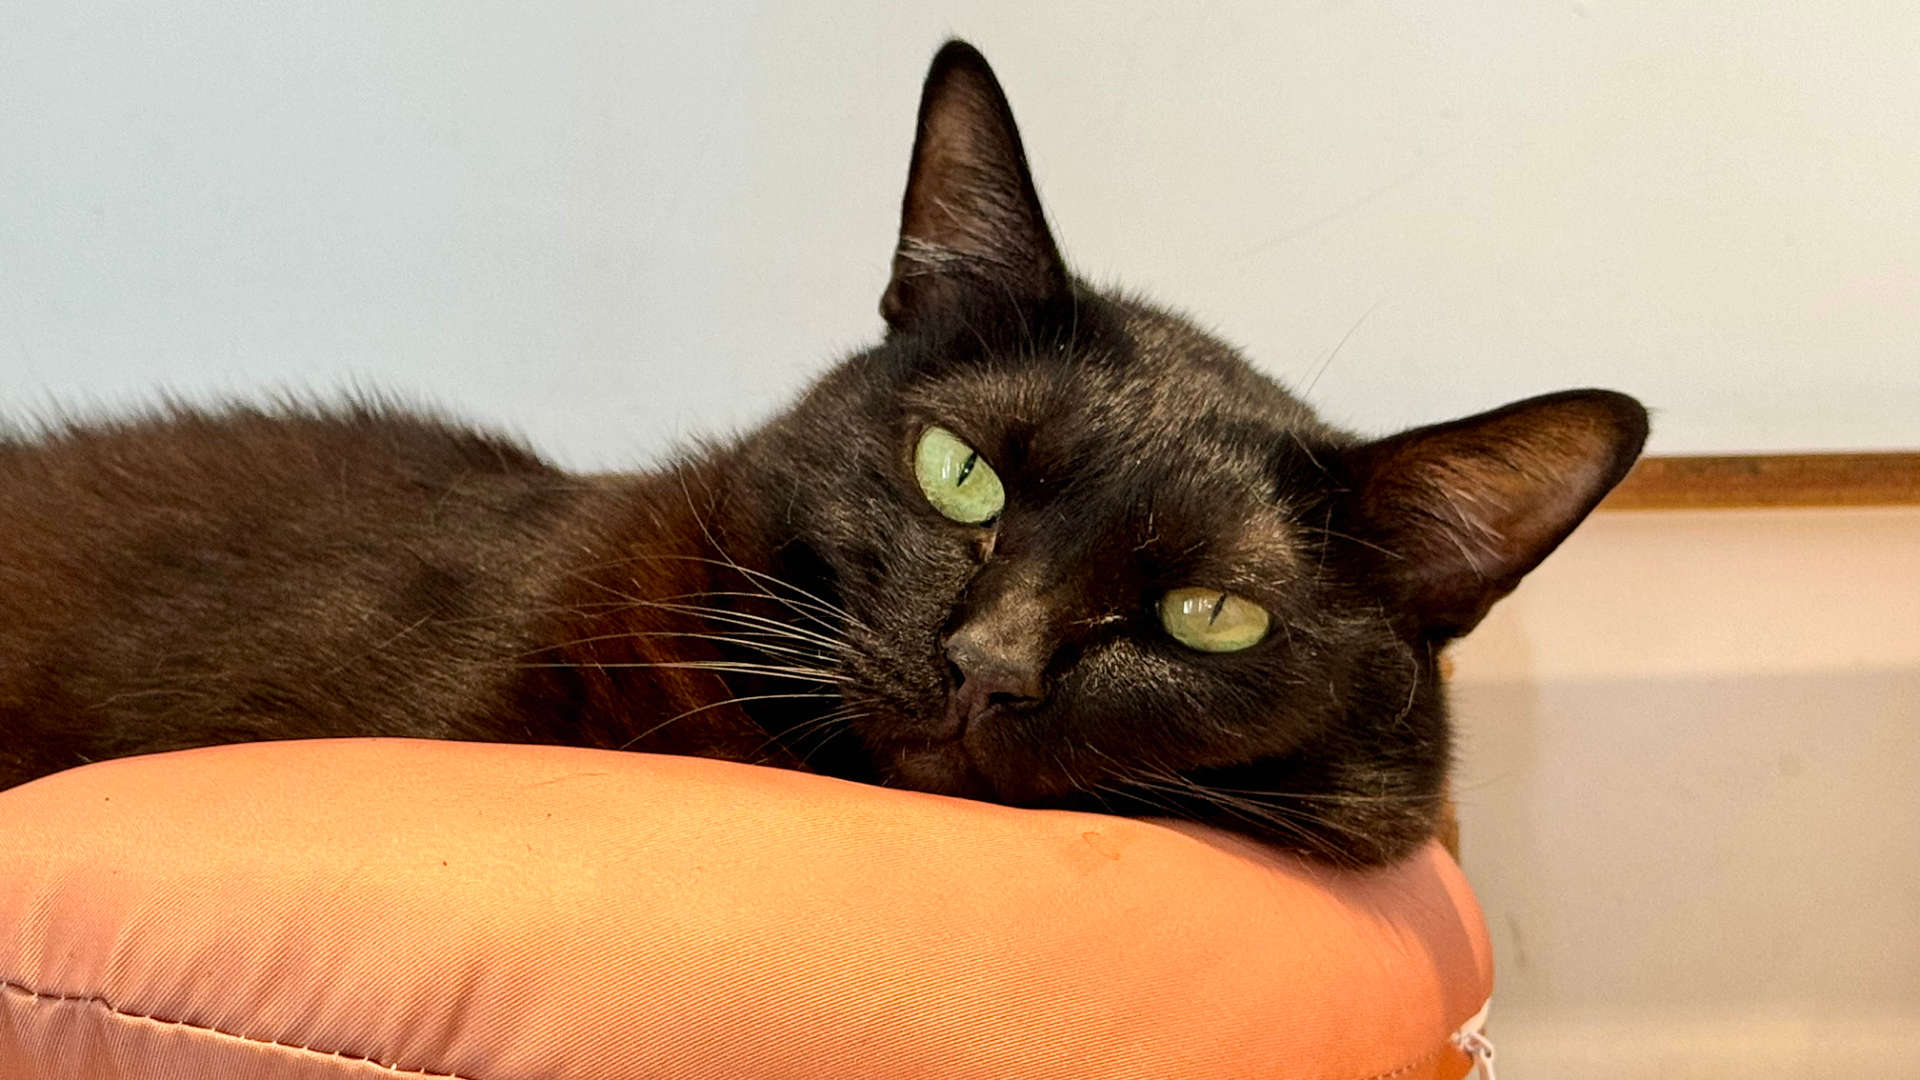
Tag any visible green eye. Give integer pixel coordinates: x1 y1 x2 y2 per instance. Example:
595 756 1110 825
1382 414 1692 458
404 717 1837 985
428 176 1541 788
1159 587 1271 653
914 426 1005 525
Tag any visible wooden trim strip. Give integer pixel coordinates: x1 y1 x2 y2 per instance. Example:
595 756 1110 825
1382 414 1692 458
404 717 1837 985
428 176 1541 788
1601 453 1920 510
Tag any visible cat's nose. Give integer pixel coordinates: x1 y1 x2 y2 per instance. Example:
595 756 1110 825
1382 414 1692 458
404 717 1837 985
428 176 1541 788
942 628 1046 733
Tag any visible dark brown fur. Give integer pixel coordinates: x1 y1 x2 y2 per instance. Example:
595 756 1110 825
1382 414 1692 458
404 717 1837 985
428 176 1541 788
0 405 787 776
0 43 1647 865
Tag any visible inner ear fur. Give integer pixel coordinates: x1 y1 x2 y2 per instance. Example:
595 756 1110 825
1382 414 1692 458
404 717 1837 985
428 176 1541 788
1341 389 1649 639
880 40 1070 334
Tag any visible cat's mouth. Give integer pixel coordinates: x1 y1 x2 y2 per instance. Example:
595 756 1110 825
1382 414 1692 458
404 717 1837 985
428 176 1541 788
873 715 1082 807
882 736 998 800
847 664 1079 805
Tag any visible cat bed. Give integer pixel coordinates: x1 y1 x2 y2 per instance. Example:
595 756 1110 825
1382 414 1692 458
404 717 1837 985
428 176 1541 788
0 739 1492 1079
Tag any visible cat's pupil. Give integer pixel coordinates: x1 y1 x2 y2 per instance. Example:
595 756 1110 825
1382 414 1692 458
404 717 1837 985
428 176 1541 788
1209 592 1229 625
955 452 977 487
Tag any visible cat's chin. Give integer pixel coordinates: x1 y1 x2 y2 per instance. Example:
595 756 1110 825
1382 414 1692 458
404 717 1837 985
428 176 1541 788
883 739 998 801
877 734 1079 808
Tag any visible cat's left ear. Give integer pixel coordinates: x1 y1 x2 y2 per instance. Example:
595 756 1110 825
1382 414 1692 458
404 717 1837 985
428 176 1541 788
880 41 1071 334
1339 389 1649 639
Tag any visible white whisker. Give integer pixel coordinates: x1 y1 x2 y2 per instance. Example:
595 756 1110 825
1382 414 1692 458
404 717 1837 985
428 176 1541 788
616 691 843 751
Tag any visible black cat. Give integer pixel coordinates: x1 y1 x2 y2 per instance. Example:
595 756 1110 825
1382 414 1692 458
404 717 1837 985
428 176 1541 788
0 41 1645 865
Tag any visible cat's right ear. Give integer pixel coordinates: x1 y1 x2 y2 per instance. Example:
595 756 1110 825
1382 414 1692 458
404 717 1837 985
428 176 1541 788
880 41 1071 335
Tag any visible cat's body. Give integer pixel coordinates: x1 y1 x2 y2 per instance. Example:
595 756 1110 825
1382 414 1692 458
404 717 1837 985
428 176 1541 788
0 43 1646 865
0 406 785 776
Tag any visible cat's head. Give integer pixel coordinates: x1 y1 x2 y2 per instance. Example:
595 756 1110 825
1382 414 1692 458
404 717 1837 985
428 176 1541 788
736 41 1646 864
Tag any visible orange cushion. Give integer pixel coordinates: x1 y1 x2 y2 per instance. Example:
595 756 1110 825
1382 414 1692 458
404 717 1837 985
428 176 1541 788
0 739 1491 1079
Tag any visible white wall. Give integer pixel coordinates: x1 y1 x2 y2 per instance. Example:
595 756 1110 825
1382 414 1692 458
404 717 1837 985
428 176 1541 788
4 3 1917 467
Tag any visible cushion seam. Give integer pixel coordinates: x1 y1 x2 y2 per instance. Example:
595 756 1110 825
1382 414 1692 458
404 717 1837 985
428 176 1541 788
1353 1039 1452 1080
0 977 485 1080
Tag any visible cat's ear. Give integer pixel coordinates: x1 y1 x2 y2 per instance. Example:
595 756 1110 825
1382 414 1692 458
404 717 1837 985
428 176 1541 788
880 40 1071 334
1340 390 1648 639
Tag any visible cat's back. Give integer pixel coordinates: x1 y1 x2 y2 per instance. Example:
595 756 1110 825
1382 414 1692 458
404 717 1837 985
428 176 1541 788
0 403 569 604
0 401 556 513
0 404 587 781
